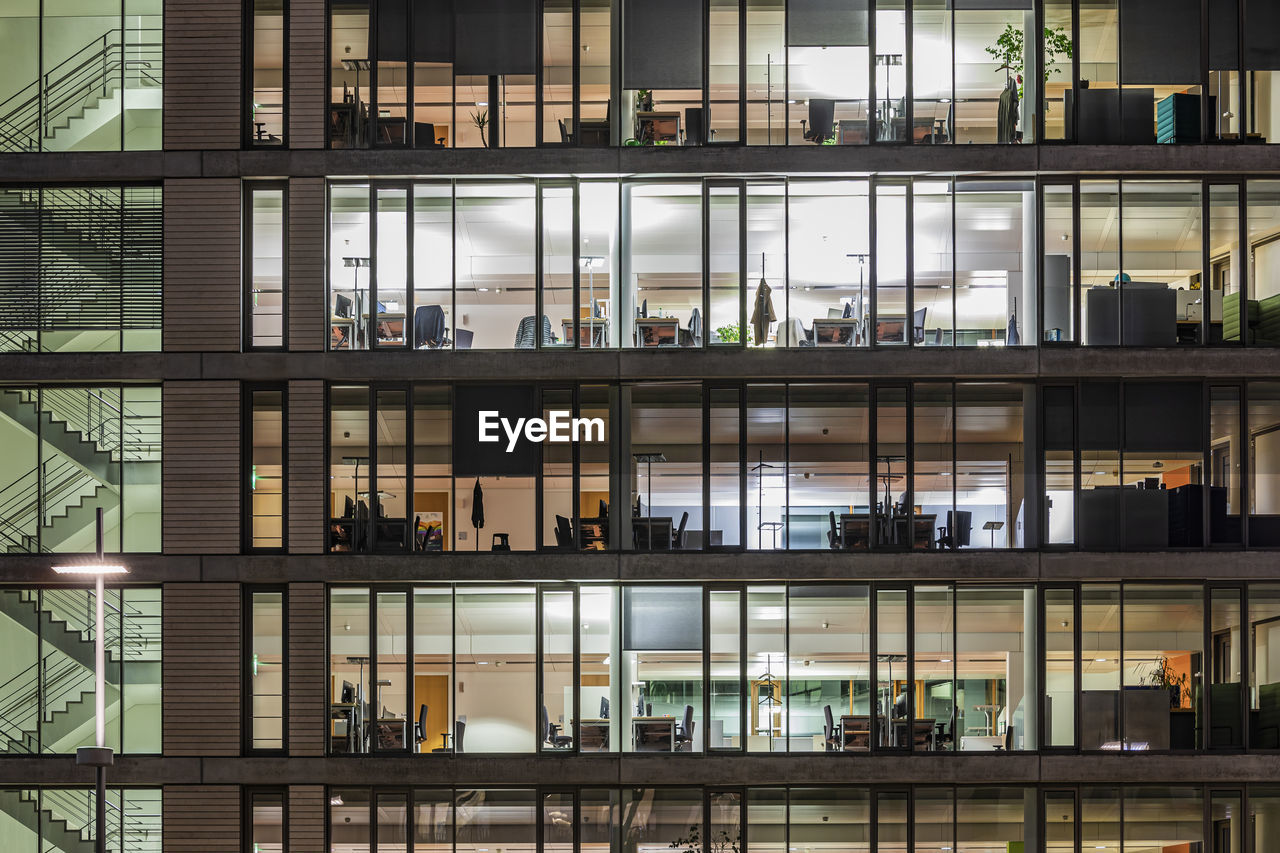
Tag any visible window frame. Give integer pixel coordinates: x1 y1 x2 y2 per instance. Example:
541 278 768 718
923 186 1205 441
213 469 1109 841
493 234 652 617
244 586 290 755
243 181 290 350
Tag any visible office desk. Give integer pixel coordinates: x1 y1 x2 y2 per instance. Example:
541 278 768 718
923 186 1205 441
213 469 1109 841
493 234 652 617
579 516 607 550
577 718 610 751
562 318 609 348
331 316 357 349
838 515 871 549
636 111 680 143
813 319 858 346
330 703 363 753
633 716 677 751
633 517 673 549
840 715 871 750
376 718 407 750
636 318 680 347
365 311 407 345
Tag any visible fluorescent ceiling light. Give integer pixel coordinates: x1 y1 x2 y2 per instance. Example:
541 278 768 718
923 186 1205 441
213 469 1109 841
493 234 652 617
52 565 128 575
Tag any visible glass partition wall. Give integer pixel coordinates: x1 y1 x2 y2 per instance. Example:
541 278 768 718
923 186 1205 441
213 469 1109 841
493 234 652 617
322 176 1280 351
322 0 1280 148
325 580 1280 755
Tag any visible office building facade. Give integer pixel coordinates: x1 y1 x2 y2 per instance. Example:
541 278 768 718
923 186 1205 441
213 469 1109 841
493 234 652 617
4 1 1280 851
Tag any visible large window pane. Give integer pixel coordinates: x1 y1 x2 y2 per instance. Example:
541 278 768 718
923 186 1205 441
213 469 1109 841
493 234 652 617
250 591 285 750
249 0 285 144
630 383 702 550
1120 181 1203 345
789 384 870 549
330 588 370 753
624 184 703 349
455 587 536 752
455 183 536 349
621 586 703 752
786 181 870 348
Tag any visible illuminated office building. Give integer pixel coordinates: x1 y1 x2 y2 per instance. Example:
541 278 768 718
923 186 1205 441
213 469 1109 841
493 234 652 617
5 1 1280 852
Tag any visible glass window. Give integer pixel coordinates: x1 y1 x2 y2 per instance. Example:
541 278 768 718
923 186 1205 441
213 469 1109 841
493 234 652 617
1043 386 1077 547
787 0 870 146
789 788 869 852
709 186 743 347
1248 584 1280 748
875 588 907 749
747 788 786 853
1044 588 1077 748
619 789 702 849
1081 584 1121 750
455 183 536 349
914 382 952 550
248 0 285 145
540 587 574 751
954 182 1032 347
249 789 286 853
412 184 453 349
1124 787 1203 851
1209 587 1245 748
329 185 371 350
874 183 909 344
957 586 1037 751
792 585 870 753
330 787 371 852
249 590 286 751
789 384 870 549
621 585 703 752
914 586 952 752
330 588 370 753
710 388 742 548
956 383 1025 549
373 590 409 751
872 386 908 547
374 187 409 348
1210 185 1242 343
1120 181 1203 345
413 588 452 754
1081 180 1121 346
624 183 703 349
1247 181 1280 345
913 787 952 851
747 384 785 550
247 185 286 348
874 789 908 853
412 385 451 551
744 2 783 145
1122 585 1202 751
746 183 786 347
247 389 285 550
580 585 617 751
630 383 702 550
913 180 953 345
1043 790 1076 852
787 181 870 348
455 587 536 753
374 388 409 551
1043 184 1076 342
709 588 742 750
957 787 1028 851
748 585 785 752
579 183 619 348
1250 786 1280 850
1249 382 1280 546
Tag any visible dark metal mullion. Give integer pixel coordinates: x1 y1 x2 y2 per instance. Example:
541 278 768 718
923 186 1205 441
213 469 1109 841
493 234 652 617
369 184 379 351
451 179 457 350
701 0 710 144
868 384 879 551
739 584 747 751
571 385 581 549
367 586 377 754
906 182 915 349
405 180 415 350
738 184 747 349
738 0 746 144
1200 0 1210 142
869 179 879 351
573 181 581 350
1036 179 1046 348
1201 580 1212 751
701 182 711 350
1074 585 1083 753
1202 381 1213 549
903 0 913 143
869 584 879 751
1070 0 1080 142
404 586 413 754
701 587 711 753
702 382 711 552
535 0 544 145
1201 181 1211 346
738 384 747 550
905 382 915 548
536 586 545 751
783 383 790 549
572 586 581 753
905 585 915 751
867 2 876 145
571 0 580 144
1073 180 1082 344
535 388 545 551
1118 582 1126 751
536 181 545 350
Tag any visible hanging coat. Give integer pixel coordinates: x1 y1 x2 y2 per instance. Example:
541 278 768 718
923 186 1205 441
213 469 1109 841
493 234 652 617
997 77 1019 144
471 478 485 531
750 278 776 346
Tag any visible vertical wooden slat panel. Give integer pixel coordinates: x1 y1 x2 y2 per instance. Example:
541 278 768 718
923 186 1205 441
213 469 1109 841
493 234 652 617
164 786 241 853
163 382 241 554
288 582 326 756
163 584 241 755
289 0 327 148
288 380 326 553
289 785 327 853
164 180 242 352
288 179 326 352
164 0 242 149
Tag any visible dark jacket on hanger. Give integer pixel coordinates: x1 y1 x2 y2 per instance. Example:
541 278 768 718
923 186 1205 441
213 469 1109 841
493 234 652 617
750 279 776 345
414 304 447 348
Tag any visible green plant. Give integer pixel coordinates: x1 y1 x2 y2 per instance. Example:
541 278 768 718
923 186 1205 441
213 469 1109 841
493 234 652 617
1143 656 1190 708
470 108 489 147
715 323 751 345
985 24 1073 103
670 824 740 853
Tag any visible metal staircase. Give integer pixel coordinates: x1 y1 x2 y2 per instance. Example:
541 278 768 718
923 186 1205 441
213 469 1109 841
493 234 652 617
0 588 155 756
0 28 162 153
0 787 160 853
0 185 162 354
0 388 158 554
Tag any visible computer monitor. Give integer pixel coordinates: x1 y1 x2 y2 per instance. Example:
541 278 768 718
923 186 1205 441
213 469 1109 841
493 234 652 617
341 680 356 704
600 697 610 719
893 691 908 719
335 293 353 318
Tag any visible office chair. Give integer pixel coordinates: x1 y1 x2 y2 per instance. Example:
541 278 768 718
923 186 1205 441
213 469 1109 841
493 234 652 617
912 307 928 344
823 705 841 751
414 122 447 148
515 315 556 348
936 510 972 549
827 511 840 550
414 703 429 748
804 99 836 143
992 725 1014 751
543 705 573 749
555 515 574 549
674 705 696 751
673 511 689 549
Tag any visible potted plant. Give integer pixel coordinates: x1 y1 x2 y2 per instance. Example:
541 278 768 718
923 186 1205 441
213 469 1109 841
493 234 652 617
1144 656 1190 709
985 24 1073 104
715 323 752 345
470 108 489 147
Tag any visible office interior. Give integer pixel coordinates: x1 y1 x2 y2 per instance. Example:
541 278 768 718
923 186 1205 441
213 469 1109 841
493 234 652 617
303 177 1280 355
308 783 1280 853
310 378 1280 555
315 580 1280 758
318 0 1280 150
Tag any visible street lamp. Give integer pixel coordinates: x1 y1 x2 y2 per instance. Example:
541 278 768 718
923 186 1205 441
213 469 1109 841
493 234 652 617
52 507 127 853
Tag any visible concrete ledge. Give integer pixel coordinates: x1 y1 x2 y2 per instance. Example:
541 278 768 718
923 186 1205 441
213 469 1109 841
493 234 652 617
3 753 1278 786
3 144 1280 181
0 348 1276 383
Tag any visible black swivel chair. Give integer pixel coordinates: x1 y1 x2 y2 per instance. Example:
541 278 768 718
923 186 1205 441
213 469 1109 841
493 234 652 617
823 705 841 751
543 705 573 749
673 511 689 549
937 510 973 549
515 315 556 348
414 704 429 748
431 719 466 753
827 511 840 549
414 122 447 148
554 514 573 548
804 99 836 143
674 704 696 751
912 307 928 344
992 725 1014 751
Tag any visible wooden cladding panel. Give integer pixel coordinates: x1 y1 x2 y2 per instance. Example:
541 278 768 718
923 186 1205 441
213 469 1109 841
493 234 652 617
289 0 327 148
288 381 326 554
162 584 241 756
289 785 327 853
288 583 326 756
164 0 241 149
163 382 241 554
288 179 326 352
164 179 242 352
164 786 241 852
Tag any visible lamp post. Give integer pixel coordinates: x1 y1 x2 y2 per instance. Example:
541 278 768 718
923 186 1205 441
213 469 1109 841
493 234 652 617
52 508 127 853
